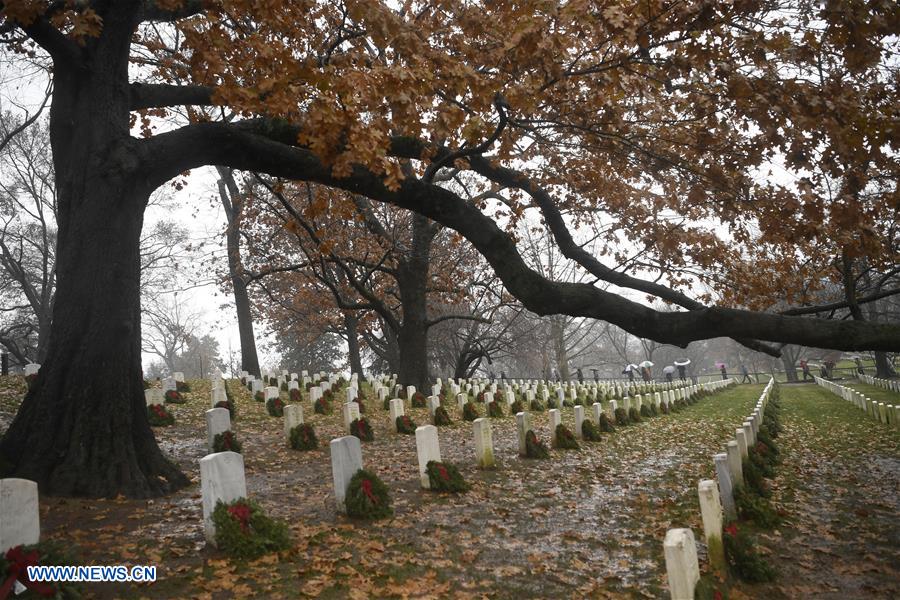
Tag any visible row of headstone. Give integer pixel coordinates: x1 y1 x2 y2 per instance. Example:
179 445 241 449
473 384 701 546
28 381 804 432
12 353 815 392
662 378 769 599
817 376 899 427
858 373 900 394
0 478 40 554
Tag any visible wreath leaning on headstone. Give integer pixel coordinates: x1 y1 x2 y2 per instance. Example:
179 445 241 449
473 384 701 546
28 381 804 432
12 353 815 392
254 391 265 403
213 430 243 454
350 418 374 442
433 406 452 426
212 498 291 560
425 461 469 493
581 419 602 442
411 392 427 408
598 412 616 432
266 396 285 417
0 541 81 599
524 430 550 459
289 423 318 451
396 415 417 435
165 389 186 404
487 400 504 418
345 469 393 520
314 396 332 415
462 402 480 421
554 424 580 450
148 403 175 426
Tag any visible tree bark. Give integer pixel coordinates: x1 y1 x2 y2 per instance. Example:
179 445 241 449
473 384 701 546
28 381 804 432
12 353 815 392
217 168 260 378
344 313 363 375
395 215 433 390
0 7 188 497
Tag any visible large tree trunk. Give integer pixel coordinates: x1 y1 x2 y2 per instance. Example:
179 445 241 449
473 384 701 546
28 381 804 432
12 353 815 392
780 354 798 382
344 313 363 375
0 18 188 497
0 175 188 496
395 215 433 390
551 318 570 381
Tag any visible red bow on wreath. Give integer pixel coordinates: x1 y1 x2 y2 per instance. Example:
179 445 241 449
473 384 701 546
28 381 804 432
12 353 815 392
361 479 377 505
0 546 55 600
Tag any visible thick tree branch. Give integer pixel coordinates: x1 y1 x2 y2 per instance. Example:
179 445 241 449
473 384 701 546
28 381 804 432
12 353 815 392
140 121 900 353
139 0 207 23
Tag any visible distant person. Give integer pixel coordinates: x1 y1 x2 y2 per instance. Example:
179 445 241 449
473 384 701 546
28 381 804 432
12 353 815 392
577 368 584 384
665 371 673 383
501 371 507 381
824 360 835 379
677 364 687 381
720 364 727 380
854 358 864 375
592 368 599 383
800 360 813 381
740 364 752 384
554 369 560 382
641 366 651 382
819 364 828 378
624 367 635 383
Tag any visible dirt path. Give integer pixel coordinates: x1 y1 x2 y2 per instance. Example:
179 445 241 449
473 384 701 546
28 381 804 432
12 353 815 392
736 384 900 599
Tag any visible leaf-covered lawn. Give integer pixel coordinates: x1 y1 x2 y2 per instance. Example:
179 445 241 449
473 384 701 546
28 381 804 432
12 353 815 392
732 384 900 599
2 378 898 598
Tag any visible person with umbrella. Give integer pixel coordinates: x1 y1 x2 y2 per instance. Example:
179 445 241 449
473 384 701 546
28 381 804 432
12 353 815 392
674 359 690 381
718 362 728 380
623 364 637 383
639 360 653 382
663 365 676 383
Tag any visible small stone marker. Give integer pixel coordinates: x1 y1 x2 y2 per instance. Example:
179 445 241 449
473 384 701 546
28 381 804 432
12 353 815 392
663 528 700 600
144 388 164 407
726 441 743 486
697 480 725 571
283 404 304 439
200 452 247 544
265 386 279 401
415 425 442 489
426 395 441 417
549 409 561 445
516 412 532 457
591 402 603 425
162 377 177 393
406 386 416 401
330 436 363 513
742 422 754 446
0 478 40 553
173 371 185 383
23 363 40 376
574 406 585 439
251 379 263 394
389 398 405 427
457 393 468 411
473 418 495 468
205 408 231 453
211 386 227 407
735 428 749 458
342 402 360 432
346 387 357 403
713 454 736 521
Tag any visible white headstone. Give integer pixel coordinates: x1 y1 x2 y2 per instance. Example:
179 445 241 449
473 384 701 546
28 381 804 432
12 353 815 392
735 428 749 458
697 480 725 571
347 387 358 403
713 454 736 521
23 363 40 376
211 386 227 408
663 528 700 600
389 399 405 429
265 386 279 401
726 440 743 486
549 409 561 445
426 395 441 417
200 452 247 544
574 405 585 439
284 404 304 439
415 425 442 489
144 388 164 407
330 436 363 513
516 411 532 457
0 478 40 553
342 402 361 432
473 418 495 468
205 408 231 453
